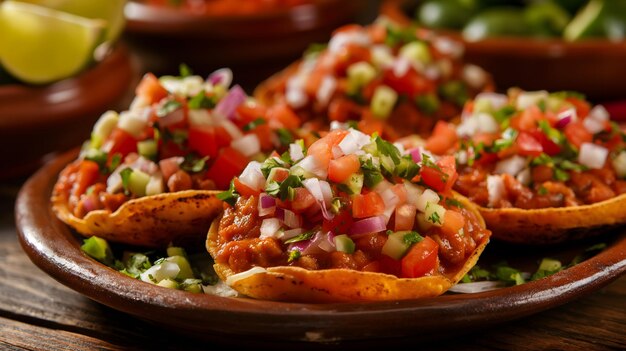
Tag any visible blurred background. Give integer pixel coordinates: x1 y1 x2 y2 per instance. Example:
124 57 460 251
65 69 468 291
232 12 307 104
0 0 624 178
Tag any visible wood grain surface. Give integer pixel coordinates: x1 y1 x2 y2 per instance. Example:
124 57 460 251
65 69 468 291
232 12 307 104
1 185 625 351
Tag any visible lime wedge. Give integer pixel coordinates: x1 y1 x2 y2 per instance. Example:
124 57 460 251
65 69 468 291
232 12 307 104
564 0 605 41
15 0 126 42
0 1 106 84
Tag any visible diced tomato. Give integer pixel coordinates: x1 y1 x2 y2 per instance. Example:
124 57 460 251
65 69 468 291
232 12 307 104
206 147 249 189
233 177 259 197
401 236 439 278
511 105 542 131
291 187 316 213
532 165 553 183
516 131 543 157
328 154 361 183
334 43 371 75
159 157 181 182
564 121 593 148
322 209 353 234
566 97 591 119
235 103 267 126
352 191 385 218
362 261 382 273
267 102 300 130
135 73 168 104
425 121 458 155
394 204 416 231
250 123 273 151
188 126 218 158
107 128 137 160
328 98 362 122
269 167 289 183
73 160 100 198
529 130 561 156
214 125 233 149
420 155 457 194
441 210 465 237
361 78 383 101
307 129 348 170
357 119 384 136
378 255 402 276
160 140 186 159
391 184 408 205
382 67 431 97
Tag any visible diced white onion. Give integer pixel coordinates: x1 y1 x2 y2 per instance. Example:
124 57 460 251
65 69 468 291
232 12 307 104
219 119 244 140
92 110 119 141
298 155 328 179
260 218 282 239
393 57 411 78
140 261 180 284
475 92 508 111
289 143 305 162
612 151 626 178
476 112 499 133
433 37 464 58
331 145 344 159
188 109 213 127
462 64 488 88
286 86 308 109
328 30 371 54
277 228 303 241
487 175 505 207
424 202 446 227
379 188 400 223
449 281 505 293
118 110 147 137
283 209 302 229
404 181 424 206
370 44 394 68
578 143 608 169
416 189 440 212
226 267 267 286
238 161 265 191
316 75 337 107
145 175 164 196
516 168 532 186
231 134 261 157
516 90 548 110
583 105 609 134
495 155 527 176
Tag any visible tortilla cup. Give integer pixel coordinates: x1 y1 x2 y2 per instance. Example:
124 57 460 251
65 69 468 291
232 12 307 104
478 193 626 245
53 189 223 248
206 193 490 303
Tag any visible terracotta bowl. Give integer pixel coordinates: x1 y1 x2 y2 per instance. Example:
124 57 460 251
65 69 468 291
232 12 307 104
123 0 377 91
0 45 135 179
382 1 626 102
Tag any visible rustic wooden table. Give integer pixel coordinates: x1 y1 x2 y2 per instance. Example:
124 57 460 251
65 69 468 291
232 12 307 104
1 181 625 351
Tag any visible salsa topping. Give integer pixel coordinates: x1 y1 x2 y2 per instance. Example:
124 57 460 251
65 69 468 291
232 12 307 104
55 67 300 219
425 89 626 209
215 128 490 279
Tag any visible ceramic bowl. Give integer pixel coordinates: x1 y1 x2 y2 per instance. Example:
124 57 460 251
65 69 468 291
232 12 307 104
0 45 135 179
382 1 626 102
123 0 378 91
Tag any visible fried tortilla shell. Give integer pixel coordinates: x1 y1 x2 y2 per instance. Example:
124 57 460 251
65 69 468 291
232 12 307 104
53 189 223 248
207 194 490 303
479 193 626 245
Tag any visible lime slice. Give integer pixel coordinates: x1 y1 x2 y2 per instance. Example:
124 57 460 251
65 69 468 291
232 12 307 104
0 1 106 84
15 0 126 42
563 0 605 41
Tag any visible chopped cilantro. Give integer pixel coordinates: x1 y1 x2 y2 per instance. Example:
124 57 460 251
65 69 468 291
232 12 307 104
550 91 586 101
568 242 607 267
531 153 553 167
179 63 193 77
277 128 294 146
427 210 442 225
84 149 108 172
265 174 303 201
438 80 468 107
280 151 293 165
445 197 464 208
188 90 216 109
287 249 301 263
181 155 209 173
360 157 384 188
120 168 133 196
242 117 266 131
492 105 517 124
284 231 315 244
260 157 285 178
157 99 182 117
109 153 122 173
217 180 239 206
494 262 525 286
538 120 564 145
304 42 327 58
416 94 440 115
560 160 587 172
553 168 570 182
396 155 420 180
537 185 548 195
385 25 417 47
403 231 424 245
531 258 563 281
374 136 401 164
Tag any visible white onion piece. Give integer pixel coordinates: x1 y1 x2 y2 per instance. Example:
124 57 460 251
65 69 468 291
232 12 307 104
158 107 185 128
476 112 499 133
393 57 411 78
456 115 479 137
117 110 147 137
583 105 609 134
487 175 505 207
331 145 344 159
578 143 608 169
379 188 400 223
338 128 371 155
231 134 261 157
219 119 244 140
456 150 468 165
462 64 488 89
226 267 267 286
202 281 238 297
475 92 508 111
433 37 464 58
449 281 505 294
277 228 303 241
289 143 305 162
404 181 424 206
286 86 308 109
415 189 439 213
516 167 532 186
612 151 626 178
555 108 576 129
140 261 180 284
238 161 265 191
260 218 282 239
302 178 334 220
283 209 302 229
316 75 337 107
298 155 328 179
146 175 164 196
495 155 527 176
589 105 609 121
516 90 548 110
349 216 386 235
328 30 370 54
188 109 213 127
370 44 394 68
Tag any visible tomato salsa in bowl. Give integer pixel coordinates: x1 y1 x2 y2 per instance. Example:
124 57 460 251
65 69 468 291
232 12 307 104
424 89 626 243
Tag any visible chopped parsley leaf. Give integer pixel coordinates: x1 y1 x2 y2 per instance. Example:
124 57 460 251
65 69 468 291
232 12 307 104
265 174 303 201
403 231 424 245
428 210 442 225
396 155 420 180
277 128 294 146
374 136 401 164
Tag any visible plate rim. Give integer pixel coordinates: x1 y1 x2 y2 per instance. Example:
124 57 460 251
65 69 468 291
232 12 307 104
15 149 626 342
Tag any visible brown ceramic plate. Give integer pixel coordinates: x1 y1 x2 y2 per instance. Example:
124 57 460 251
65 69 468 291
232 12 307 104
0 45 135 179
15 150 626 344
